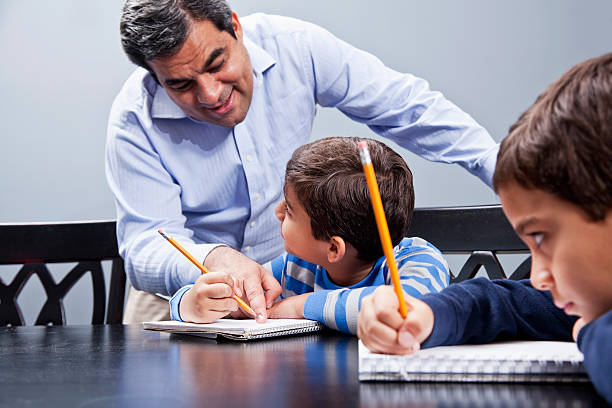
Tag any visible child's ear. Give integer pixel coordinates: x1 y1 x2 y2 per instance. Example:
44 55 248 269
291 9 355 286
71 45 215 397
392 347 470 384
327 236 346 263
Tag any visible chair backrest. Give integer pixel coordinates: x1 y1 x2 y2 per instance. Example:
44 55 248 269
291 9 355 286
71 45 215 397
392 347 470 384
0 220 126 325
406 205 531 283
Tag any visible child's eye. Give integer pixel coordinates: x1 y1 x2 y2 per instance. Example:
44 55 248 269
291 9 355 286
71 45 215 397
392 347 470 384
529 232 544 248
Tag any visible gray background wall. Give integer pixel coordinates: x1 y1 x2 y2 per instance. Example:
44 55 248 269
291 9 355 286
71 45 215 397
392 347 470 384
2 1 611 323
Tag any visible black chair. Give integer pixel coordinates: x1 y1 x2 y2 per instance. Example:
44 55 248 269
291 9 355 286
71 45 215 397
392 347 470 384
0 220 126 326
407 205 531 283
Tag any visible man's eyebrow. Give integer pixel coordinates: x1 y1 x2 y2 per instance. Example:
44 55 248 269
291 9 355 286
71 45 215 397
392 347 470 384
515 217 538 235
203 47 225 70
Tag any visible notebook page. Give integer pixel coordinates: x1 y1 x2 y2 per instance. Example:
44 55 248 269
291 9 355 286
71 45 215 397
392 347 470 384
359 340 587 382
143 318 322 335
390 340 584 362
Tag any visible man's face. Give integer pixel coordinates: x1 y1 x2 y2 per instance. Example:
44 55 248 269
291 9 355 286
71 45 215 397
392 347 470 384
499 181 612 323
148 13 253 127
274 186 329 266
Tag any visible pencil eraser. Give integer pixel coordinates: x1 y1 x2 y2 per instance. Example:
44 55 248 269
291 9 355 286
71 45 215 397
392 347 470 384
358 141 368 150
158 229 164 234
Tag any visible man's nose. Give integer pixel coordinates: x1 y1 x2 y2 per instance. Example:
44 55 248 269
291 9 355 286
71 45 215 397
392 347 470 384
195 75 223 106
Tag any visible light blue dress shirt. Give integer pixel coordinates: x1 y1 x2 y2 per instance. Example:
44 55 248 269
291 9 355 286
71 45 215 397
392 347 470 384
105 13 498 296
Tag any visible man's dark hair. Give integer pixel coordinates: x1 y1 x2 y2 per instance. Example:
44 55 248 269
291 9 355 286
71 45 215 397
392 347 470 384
285 137 415 262
493 52 612 221
120 0 236 71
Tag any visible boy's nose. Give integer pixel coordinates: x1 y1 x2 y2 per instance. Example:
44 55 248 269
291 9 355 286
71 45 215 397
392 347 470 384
530 265 554 291
274 200 286 222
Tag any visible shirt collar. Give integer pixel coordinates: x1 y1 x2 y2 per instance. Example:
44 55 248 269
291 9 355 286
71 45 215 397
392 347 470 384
151 33 276 120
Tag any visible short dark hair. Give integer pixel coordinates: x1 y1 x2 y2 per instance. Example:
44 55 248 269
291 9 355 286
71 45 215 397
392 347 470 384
120 0 236 71
493 53 612 221
285 137 415 262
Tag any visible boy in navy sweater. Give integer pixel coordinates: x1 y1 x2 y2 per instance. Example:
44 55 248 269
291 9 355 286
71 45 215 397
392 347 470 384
357 53 612 404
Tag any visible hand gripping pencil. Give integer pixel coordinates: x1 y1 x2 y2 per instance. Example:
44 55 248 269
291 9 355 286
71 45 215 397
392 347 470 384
358 141 410 318
157 229 256 318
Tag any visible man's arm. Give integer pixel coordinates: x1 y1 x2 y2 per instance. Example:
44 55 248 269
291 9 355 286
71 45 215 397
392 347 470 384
106 109 211 295
299 20 498 185
105 96 281 313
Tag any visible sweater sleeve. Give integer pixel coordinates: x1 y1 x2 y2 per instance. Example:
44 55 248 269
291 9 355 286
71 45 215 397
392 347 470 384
577 310 612 404
420 278 577 347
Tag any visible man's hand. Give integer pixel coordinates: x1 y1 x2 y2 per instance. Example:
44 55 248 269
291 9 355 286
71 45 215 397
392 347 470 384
267 294 309 319
179 272 241 323
358 285 434 355
204 246 282 323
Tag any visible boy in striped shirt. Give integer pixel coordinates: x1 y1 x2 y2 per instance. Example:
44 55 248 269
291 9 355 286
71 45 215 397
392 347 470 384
170 137 449 334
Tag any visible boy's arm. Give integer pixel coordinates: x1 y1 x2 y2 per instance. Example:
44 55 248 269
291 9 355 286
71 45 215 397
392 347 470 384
358 278 577 355
577 309 612 404
395 238 450 297
421 278 576 347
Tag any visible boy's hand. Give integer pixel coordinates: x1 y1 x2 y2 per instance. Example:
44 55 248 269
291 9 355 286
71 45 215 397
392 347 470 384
179 272 242 323
572 317 587 341
358 285 434 355
204 246 282 322
267 294 309 319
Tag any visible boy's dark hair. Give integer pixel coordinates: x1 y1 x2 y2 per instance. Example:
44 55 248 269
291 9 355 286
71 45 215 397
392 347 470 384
285 137 414 262
493 52 612 221
120 0 236 73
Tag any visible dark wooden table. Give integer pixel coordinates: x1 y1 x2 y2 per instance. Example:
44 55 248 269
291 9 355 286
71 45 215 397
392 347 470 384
0 325 604 407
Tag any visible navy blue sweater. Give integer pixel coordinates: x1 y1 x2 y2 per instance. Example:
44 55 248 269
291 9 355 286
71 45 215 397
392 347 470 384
420 278 611 404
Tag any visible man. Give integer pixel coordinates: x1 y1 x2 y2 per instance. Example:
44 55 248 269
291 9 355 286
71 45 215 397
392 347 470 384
106 0 498 323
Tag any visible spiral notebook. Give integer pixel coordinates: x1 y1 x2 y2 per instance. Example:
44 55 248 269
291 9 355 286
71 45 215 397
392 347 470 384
358 340 588 382
143 318 324 341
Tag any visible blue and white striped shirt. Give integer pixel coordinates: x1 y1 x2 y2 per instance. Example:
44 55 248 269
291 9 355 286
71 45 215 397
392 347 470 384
265 237 448 334
106 13 495 296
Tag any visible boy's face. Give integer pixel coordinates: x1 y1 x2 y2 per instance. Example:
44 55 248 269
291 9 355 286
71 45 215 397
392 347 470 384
499 181 612 323
275 186 328 265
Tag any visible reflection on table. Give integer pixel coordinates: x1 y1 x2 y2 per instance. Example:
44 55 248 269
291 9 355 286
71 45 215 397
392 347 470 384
0 325 604 408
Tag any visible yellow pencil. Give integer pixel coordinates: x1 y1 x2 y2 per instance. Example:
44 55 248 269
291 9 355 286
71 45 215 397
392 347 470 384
358 141 409 318
157 229 256 318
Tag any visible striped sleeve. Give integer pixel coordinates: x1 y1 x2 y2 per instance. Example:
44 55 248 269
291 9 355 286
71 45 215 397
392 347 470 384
395 237 450 297
261 253 287 286
304 286 377 334
263 252 318 300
